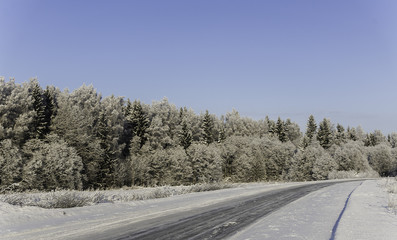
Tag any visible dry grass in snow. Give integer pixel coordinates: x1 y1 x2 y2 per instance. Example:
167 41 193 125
379 177 397 213
0 182 234 209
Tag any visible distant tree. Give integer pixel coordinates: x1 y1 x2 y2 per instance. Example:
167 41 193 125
275 117 288 142
334 123 347 145
42 86 57 135
317 118 334 149
284 118 302 146
30 79 47 139
179 120 192 150
265 116 276 137
201 110 215 144
0 80 35 146
306 115 317 139
334 141 369 172
312 151 337 180
297 143 323 180
364 130 386 147
388 133 397 148
367 143 396 176
126 100 150 150
346 126 358 141
22 135 83 190
187 143 222 183
302 115 317 148
0 139 23 187
51 85 103 189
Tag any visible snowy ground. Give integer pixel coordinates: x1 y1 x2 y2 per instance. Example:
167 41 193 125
1 179 396 240
229 180 397 240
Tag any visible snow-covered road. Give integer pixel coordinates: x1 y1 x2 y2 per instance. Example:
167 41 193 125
1 179 396 240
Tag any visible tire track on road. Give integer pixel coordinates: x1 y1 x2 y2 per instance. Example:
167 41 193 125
113 182 340 240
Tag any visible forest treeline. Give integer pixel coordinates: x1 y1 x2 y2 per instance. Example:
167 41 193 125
1 78 397 191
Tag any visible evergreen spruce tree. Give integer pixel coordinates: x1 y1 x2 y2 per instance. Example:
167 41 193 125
96 111 115 187
305 115 317 139
218 126 226 143
31 80 46 139
126 100 149 149
317 118 333 149
41 86 57 136
202 110 214 144
302 115 317 148
265 116 276 136
335 123 346 145
346 126 358 141
179 120 192 150
275 117 287 142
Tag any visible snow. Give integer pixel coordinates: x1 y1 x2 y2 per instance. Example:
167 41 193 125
1 180 397 240
335 180 397 240
0 182 308 240
229 180 397 240
228 181 362 240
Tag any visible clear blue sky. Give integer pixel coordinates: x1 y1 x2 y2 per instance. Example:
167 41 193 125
1 0 397 133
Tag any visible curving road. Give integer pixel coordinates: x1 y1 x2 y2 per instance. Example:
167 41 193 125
86 181 360 240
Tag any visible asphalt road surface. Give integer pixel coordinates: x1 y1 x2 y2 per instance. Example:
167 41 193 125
86 181 360 240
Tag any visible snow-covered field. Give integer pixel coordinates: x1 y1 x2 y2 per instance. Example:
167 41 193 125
1 179 396 240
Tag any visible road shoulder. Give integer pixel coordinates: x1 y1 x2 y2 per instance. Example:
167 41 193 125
335 180 397 240
228 181 363 240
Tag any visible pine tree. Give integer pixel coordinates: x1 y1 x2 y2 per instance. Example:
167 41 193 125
202 110 214 144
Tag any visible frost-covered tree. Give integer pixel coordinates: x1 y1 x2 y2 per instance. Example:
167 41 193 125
219 136 262 181
317 118 334 149
364 130 386 147
302 115 317 148
367 143 396 176
296 143 323 181
251 137 295 181
284 118 301 146
0 80 35 146
346 126 358 141
265 116 276 137
201 110 215 144
30 79 47 139
334 124 347 146
388 133 397 148
275 117 287 142
187 143 222 183
0 139 23 187
334 141 370 172
312 151 337 180
126 100 150 150
22 135 83 190
179 120 192 150
51 85 103 189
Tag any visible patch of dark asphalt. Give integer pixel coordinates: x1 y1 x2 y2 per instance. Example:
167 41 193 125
88 181 361 240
